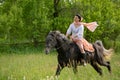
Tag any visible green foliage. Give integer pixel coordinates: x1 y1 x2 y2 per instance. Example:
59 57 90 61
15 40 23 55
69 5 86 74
0 0 119 51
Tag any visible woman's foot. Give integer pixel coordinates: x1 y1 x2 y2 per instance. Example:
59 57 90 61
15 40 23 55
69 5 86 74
82 53 87 66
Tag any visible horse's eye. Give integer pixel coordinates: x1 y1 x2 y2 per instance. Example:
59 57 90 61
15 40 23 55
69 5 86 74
49 39 52 42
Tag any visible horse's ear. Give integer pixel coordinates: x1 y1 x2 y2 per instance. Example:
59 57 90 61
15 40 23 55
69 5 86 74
49 30 52 33
56 30 60 34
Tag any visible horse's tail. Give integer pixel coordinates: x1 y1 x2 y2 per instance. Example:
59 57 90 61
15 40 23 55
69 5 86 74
95 40 114 60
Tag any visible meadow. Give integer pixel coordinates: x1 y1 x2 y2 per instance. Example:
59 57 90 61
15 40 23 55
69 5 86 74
0 50 120 80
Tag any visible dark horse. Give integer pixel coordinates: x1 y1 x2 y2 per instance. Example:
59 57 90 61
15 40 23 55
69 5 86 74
45 31 113 76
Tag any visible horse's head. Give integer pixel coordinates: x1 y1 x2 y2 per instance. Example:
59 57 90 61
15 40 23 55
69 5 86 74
45 31 68 54
45 31 58 54
45 31 56 54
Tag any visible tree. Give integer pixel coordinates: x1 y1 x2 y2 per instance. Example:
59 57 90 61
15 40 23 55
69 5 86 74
0 0 119 50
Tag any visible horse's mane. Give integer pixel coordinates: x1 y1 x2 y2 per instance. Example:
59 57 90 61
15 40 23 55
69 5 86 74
49 30 72 44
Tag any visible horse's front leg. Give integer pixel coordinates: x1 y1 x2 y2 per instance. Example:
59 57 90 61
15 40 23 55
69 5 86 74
72 60 78 74
55 64 64 76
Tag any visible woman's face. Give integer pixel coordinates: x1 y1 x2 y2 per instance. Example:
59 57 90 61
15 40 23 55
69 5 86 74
74 16 80 22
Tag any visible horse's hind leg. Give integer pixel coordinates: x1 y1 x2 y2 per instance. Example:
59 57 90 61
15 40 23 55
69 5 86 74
91 61 102 75
106 61 111 73
98 61 111 74
55 64 64 76
105 61 111 73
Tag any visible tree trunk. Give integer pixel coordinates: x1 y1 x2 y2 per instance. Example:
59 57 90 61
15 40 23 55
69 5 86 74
53 0 60 17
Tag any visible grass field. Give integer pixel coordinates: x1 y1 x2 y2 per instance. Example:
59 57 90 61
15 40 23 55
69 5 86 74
0 51 120 80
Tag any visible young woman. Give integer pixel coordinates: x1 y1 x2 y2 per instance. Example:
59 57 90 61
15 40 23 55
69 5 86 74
66 14 98 65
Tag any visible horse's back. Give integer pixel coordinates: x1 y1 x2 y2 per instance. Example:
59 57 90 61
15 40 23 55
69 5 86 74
69 42 82 60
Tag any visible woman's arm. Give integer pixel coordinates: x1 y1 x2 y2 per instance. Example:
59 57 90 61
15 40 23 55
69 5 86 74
81 22 91 26
66 34 70 38
81 22 98 32
81 22 98 26
66 24 72 38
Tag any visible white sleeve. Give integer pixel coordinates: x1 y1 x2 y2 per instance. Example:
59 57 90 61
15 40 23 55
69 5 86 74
66 24 72 35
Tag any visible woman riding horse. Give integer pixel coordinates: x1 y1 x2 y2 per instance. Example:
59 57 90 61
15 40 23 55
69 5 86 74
66 14 98 66
45 31 113 76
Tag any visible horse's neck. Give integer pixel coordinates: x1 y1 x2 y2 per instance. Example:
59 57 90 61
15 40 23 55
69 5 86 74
55 39 69 55
56 38 70 47
56 40 64 49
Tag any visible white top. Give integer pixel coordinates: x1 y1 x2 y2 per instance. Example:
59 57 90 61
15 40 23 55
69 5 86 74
66 23 84 39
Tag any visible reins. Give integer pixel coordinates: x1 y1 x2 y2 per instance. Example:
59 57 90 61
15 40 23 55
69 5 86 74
55 43 65 50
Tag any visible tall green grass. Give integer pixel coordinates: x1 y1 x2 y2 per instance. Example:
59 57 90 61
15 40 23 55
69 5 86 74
0 52 120 80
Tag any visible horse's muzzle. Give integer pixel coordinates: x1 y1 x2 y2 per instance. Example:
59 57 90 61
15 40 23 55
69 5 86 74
45 47 50 54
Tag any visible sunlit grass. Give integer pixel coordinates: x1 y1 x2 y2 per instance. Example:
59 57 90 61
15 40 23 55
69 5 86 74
0 52 120 80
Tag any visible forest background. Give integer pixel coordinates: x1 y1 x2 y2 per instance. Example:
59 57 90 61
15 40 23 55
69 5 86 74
0 0 120 52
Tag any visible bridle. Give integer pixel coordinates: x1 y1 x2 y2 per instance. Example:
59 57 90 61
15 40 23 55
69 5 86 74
55 43 65 50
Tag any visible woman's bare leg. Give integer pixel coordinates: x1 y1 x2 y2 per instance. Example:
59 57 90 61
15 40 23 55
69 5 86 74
76 41 87 66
